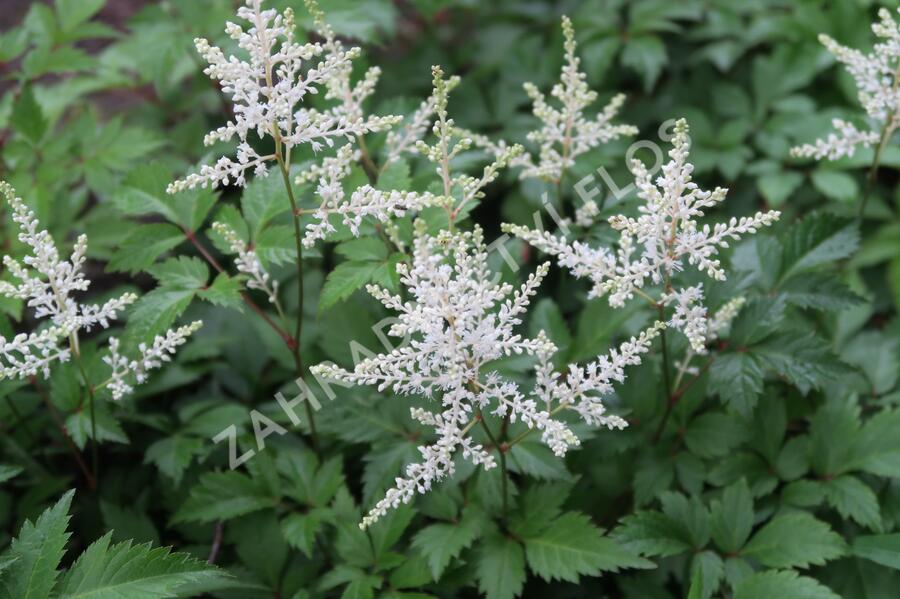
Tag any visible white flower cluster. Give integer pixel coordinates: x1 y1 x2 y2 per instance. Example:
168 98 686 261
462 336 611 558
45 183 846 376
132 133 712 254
296 145 443 247
470 16 636 181
0 182 200 397
385 74 461 164
312 225 663 528
167 0 399 193
505 119 779 352
791 8 900 160
104 323 202 401
212 221 279 304
414 66 526 222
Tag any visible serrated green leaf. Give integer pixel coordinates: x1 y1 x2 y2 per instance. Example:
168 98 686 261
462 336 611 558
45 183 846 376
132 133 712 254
690 551 723 599
523 512 652 582
614 511 691 557
823 475 882 531
55 0 104 32
710 479 753 554
853 533 900 570
743 512 846 568
0 489 74 599
11 86 47 145
107 224 184 274
733 570 839 599
0 465 23 484
320 262 379 309
173 472 276 523
708 353 764 416
412 507 484 579
685 412 747 458
56 532 227 598
476 534 525 599
241 174 290 238
198 273 243 311
143 436 202 485
780 214 859 281
780 273 863 311
335 238 389 262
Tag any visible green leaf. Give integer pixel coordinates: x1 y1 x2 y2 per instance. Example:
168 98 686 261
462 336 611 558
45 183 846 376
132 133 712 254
107 224 184 274
475 534 525 599
733 570 839 599
710 480 753 554
55 0 105 32
198 274 244 311
755 332 845 394
523 512 652 582
689 551 722 599
614 511 691 557
780 273 863 311
853 533 900 570
147 257 208 289
742 512 846 568
811 169 858 203
11 86 47 145
173 472 276 523
319 262 379 310
757 170 803 207
780 214 859 281
823 475 882 531
143 436 203 485
65 407 128 448
335 238 388 262
684 412 747 458
240 175 290 238
0 465 23 484
0 489 74 599
412 507 484 579
620 35 667 91
116 164 216 230
281 509 330 558
708 353 764 416
56 532 226 598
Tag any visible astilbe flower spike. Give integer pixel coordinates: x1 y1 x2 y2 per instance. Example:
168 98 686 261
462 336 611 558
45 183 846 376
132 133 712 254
312 224 663 528
0 182 200 398
167 0 399 193
469 16 637 182
791 8 900 160
504 119 780 352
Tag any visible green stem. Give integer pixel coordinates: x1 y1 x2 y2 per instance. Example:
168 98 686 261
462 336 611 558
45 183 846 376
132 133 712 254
275 151 320 456
478 410 508 523
72 349 99 485
859 122 895 219
652 306 674 443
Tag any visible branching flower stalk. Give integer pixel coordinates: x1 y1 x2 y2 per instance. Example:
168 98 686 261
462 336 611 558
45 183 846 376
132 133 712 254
0 182 200 486
790 8 900 216
468 16 636 198
313 226 663 528
170 0 403 452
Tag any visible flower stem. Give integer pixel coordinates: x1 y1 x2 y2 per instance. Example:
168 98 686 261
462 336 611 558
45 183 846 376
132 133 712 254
652 305 674 443
72 345 99 486
478 409 508 523
275 151 320 455
860 121 895 218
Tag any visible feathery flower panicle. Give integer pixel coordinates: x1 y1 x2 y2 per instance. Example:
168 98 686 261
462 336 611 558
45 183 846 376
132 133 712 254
385 74 461 164
470 16 636 182
168 0 398 193
296 144 444 247
0 181 200 397
212 221 279 303
791 8 900 160
303 0 396 131
505 119 779 352
312 224 663 528
415 66 527 222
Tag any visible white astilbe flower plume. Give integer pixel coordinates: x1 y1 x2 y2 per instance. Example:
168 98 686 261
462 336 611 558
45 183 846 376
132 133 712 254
212 221 279 304
311 225 662 528
470 16 636 182
296 144 444 247
505 119 779 351
385 75 461 164
104 323 202 401
168 0 399 193
791 8 900 160
0 182 200 395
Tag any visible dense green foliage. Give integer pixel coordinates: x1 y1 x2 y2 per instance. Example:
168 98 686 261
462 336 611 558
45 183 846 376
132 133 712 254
2 1 900 598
